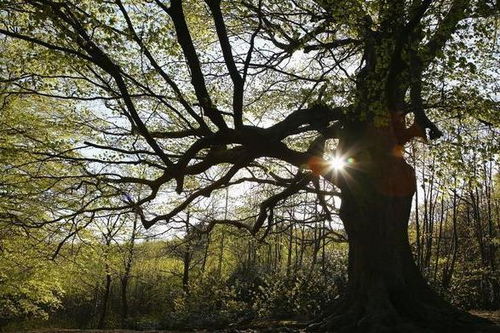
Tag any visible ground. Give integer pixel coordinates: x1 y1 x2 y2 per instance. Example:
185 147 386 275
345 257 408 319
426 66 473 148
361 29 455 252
17 310 500 332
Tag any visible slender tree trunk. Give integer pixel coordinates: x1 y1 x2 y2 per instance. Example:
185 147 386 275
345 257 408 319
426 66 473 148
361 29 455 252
267 241 272 271
299 196 307 269
421 160 429 271
275 224 281 273
412 146 422 268
182 249 191 295
433 197 445 283
287 222 293 277
121 214 137 327
424 164 436 270
120 275 129 327
201 233 210 274
321 220 326 275
97 264 112 329
485 161 495 272
218 190 228 277
183 212 191 295
485 161 499 307
299 224 305 269
310 221 319 273
442 188 459 289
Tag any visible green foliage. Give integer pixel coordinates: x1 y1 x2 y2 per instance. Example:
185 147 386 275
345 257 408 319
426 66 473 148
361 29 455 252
0 230 63 326
409 136 499 311
164 275 247 329
251 265 345 319
0 88 89 329
0 0 498 330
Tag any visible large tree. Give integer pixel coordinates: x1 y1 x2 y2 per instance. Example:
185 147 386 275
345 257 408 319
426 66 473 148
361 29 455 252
0 0 498 331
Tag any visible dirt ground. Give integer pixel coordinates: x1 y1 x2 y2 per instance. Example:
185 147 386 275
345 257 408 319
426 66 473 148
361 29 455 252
17 310 500 333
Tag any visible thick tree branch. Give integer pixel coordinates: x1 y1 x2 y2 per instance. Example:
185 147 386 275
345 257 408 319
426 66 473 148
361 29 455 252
409 52 443 140
420 0 469 65
157 0 227 130
31 0 176 167
304 38 360 53
205 0 244 128
141 159 250 228
268 104 345 140
115 0 210 133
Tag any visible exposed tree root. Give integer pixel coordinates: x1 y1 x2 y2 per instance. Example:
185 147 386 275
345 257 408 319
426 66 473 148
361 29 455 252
306 295 497 332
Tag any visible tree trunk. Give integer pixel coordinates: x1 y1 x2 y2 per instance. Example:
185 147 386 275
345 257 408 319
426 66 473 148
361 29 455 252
310 124 489 332
182 248 191 295
183 212 191 295
97 268 112 329
120 276 129 327
485 161 499 308
433 198 445 283
442 188 459 289
412 146 422 269
287 222 293 277
201 233 210 274
121 214 138 327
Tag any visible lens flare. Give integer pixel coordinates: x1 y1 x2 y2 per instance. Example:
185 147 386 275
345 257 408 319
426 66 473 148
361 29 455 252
329 156 346 170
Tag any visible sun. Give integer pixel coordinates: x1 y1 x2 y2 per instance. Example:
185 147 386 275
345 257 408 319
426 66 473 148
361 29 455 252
329 156 346 170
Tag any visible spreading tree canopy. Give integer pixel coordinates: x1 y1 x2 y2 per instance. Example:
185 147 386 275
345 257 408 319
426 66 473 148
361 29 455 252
0 0 498 331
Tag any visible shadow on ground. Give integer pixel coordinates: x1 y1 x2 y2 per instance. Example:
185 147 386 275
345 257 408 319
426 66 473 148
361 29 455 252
19 310 499 333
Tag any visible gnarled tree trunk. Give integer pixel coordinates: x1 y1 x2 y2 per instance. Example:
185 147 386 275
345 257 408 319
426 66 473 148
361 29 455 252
310 123 490 332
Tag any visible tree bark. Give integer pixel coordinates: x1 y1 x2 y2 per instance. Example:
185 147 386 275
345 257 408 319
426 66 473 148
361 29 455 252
97 267 112 329
182 248 191 295
121 214 137 327
183 212 191 295
309 124 489 332
201 233 210 274
442 187 459 290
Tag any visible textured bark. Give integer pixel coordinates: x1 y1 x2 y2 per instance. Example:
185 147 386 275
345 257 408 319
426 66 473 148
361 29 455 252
309 125 492 332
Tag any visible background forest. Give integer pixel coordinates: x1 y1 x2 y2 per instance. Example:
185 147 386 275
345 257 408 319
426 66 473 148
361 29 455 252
1 110 498 330
0 0 499 331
